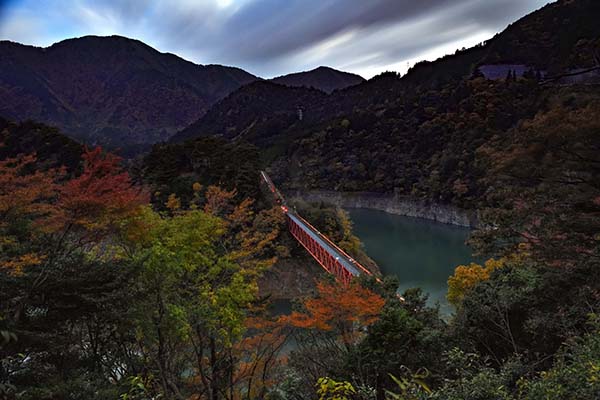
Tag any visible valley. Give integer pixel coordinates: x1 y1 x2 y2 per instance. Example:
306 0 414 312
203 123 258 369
1 0 599 399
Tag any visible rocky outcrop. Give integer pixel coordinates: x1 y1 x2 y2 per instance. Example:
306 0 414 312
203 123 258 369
290 190 479 228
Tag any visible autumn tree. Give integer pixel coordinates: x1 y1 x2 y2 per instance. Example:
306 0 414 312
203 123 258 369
0 146 149 397
458 99 600 367
227 316 289 399
278 281 384 399
200 184 288 274
472 101 600 267
0 152 61 275
285 281 384 349
122 206 254 398
121 185 288 399
1 145 147 290
447 258 507 307
53 147 148 232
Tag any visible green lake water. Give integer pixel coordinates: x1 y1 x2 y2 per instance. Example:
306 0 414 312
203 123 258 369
348 208 477 315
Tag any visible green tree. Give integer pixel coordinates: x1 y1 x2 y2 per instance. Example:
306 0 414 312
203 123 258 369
518 317 600 400
123 206 258 399
345 289 446 399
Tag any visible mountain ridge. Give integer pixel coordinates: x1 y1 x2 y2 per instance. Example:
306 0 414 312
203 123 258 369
271 66 365 93
0 35 259 151
167 0 600 211
173 0 600 150
0 35 366 152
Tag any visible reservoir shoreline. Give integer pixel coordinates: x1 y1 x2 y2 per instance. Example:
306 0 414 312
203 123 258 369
347 208 476 314
289 190 479 228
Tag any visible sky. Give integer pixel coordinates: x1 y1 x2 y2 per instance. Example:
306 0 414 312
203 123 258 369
0 0 552 79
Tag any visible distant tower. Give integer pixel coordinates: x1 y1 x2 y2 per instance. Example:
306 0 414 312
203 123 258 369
297 106 304 121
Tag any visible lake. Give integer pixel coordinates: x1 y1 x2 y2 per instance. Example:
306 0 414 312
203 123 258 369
348 208 478 315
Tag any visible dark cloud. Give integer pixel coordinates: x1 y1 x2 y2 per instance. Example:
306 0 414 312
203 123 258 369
0 0 551 77
216 0 455 59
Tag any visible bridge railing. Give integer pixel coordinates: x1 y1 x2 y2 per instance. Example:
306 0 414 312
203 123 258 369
287 215 354 285
291 211 373 277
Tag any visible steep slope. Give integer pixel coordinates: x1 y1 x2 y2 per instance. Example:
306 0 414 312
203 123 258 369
481 0 600 74
0 117 83 172
401 0 600 85
271 66 365 93
171 81 329 147
0 35 258 150
272 0 600 206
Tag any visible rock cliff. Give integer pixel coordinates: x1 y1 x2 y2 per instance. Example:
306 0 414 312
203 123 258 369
290 191 479 228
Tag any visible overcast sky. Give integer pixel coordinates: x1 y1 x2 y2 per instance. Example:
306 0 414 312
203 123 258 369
0 0 552 78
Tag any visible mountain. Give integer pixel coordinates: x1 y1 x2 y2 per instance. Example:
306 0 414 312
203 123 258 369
271 66 365 93
170 0 600 209
176 0 600 151
170 81 330 146
0 35 258 151
400 0 600 86
480 0 600 74
172 67 365 144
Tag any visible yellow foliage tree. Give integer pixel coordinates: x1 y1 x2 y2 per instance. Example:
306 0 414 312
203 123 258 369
447 258 506 307
316 377 356 400
165 193 181 211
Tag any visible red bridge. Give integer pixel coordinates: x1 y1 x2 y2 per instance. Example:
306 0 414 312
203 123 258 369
261 171 373 285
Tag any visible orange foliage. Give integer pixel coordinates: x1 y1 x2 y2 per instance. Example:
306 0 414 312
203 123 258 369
1 147 148 274
230 205 286 271
165 193 181 211
0 253 46 276
0 152 61 225
186 315 289 400
230 316 288 398
204 185 237 217
283 281 385 347
202 185 286 272
0 152 61 274
50 147 148 233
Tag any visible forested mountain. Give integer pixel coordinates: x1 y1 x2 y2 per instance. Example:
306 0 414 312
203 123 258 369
170 81 330 146
392 0 600 86
0 36 366 153
0 35 258 150
271 66 365 93
480 0 600 73
174 0 600 211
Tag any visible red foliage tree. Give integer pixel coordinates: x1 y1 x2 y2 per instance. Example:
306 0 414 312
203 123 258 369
51 146 148 234
1 146 148 275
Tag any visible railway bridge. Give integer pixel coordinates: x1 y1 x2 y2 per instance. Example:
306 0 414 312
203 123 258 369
261 171 373 285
